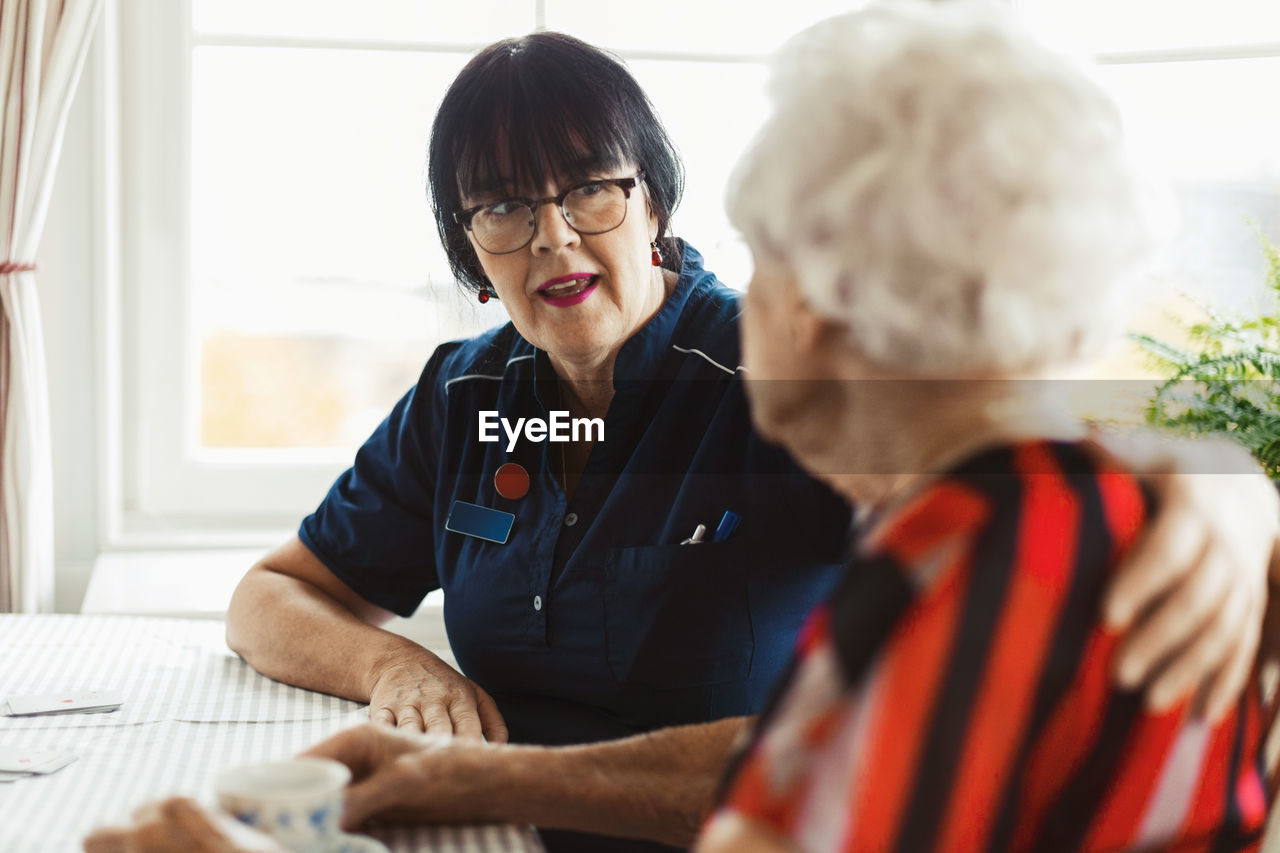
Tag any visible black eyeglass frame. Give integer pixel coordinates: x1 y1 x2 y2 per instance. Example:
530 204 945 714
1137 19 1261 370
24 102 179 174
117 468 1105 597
453 173 646 255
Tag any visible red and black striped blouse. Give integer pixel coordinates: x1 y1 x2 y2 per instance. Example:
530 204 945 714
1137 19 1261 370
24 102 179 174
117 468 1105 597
716 440 1269 852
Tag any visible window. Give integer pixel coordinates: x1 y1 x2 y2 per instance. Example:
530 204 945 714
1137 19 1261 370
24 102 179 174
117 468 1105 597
118 1 854 533
1018 1 1280 315
116 1 1280 535
1008 1 1280 425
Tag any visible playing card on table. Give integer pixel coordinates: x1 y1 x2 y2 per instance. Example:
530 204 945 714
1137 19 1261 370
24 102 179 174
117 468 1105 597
3 691 124 716
0 746 78 774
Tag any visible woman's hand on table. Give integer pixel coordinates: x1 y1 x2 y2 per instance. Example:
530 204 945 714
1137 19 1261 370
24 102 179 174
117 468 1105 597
367 649 508 742
302 723 501 830
83 798 283 853
1099 435 1279 721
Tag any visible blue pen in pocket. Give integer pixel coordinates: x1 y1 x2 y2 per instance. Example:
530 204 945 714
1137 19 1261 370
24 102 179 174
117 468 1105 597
711 510 740 543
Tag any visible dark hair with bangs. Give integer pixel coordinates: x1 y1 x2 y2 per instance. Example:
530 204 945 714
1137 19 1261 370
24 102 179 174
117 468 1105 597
428 31 685 294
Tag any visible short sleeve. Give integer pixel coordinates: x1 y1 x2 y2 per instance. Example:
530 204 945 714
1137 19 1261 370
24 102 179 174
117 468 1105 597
299 353 446 617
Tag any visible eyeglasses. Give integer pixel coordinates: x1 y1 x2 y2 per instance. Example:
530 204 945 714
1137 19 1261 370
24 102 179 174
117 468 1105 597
454 173 646 255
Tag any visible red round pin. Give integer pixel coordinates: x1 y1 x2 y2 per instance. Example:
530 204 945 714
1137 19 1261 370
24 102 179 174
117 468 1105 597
494 462 530 500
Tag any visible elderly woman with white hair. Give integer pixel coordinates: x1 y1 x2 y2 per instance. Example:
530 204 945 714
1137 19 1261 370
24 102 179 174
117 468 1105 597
701 1 1272 851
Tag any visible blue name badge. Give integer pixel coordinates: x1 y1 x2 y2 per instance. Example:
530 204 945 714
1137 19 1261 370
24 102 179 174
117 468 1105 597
445 499 515 545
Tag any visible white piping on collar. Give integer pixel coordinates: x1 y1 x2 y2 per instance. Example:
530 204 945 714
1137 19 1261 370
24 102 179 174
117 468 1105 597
448 347 745 389
671 344 748 376
443 352 536 390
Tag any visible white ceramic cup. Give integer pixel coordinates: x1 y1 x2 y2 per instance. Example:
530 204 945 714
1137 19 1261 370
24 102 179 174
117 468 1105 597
215 757 352 853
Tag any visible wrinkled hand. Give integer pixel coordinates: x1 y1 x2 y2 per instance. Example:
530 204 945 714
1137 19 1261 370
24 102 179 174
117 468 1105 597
83 798 283 853
302 723 502 831
368 648 508 742
1100 435 1278 721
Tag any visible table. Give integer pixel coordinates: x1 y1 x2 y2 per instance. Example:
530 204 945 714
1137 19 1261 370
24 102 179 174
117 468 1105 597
0 615 545 853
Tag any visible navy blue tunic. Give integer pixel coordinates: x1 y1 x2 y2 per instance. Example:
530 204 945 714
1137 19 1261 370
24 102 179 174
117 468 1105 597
300 242 849 802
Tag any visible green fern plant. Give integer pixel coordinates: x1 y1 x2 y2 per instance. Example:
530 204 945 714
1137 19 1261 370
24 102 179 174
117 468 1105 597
1132 233 1280 478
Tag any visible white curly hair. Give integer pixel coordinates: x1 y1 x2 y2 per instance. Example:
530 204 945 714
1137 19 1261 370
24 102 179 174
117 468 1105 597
727 0 1173 375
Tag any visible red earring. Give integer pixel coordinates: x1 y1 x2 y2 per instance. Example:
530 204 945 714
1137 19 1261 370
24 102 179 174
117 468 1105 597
478 286 491 303
650 240 663 267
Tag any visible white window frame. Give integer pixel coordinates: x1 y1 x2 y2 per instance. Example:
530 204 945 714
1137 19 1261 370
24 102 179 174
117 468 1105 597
120 3 327 532
112 1 772 541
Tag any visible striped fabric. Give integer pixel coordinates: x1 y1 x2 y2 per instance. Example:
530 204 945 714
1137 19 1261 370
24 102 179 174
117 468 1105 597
0 615 545 853
718 441 1269 853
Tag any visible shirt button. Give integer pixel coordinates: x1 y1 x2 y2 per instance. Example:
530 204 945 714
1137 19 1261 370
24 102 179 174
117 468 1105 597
564 512 578 527
533 595 543 611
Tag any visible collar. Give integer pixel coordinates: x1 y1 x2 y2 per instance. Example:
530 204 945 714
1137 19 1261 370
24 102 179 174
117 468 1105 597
610 240 710 385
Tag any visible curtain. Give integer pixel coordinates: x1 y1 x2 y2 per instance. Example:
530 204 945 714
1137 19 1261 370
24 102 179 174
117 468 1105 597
0 0 103 612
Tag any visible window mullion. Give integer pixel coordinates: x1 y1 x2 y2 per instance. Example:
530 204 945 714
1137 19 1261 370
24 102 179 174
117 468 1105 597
1097 42 1280 66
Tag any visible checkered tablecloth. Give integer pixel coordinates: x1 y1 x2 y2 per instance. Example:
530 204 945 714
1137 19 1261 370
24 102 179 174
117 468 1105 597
0 615 544 853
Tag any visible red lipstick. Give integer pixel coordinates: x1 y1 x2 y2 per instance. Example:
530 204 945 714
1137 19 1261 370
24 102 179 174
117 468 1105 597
538 274 598 307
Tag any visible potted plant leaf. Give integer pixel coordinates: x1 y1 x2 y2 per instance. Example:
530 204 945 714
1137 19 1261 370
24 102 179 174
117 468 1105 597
1133 233 1280 478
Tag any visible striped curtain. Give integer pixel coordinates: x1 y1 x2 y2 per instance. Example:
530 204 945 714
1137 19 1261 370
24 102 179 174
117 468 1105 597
0 0 103 612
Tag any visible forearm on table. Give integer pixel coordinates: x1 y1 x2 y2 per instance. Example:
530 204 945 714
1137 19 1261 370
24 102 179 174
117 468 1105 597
465 716 753 847
225 567 421 702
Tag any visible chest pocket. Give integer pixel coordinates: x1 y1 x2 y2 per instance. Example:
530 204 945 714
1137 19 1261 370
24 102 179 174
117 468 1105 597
603 539 755 689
